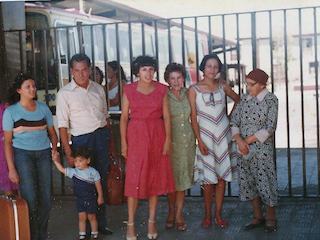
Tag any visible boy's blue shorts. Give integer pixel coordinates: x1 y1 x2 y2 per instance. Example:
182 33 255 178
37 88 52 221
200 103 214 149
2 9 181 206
76 197 97 214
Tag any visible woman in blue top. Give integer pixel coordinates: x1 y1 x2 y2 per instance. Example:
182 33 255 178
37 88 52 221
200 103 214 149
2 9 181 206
3 74 58 240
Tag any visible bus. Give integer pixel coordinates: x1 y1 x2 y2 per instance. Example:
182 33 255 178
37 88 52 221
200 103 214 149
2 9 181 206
24 3 209 113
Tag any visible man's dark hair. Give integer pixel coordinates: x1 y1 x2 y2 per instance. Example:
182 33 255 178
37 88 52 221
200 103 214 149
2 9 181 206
69 54 91 69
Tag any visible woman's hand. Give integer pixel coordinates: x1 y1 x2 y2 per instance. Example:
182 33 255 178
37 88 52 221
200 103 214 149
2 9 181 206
8 168 19 184
198 140 209 156
236 137 250 155
121 141 128 159
162 139 171 155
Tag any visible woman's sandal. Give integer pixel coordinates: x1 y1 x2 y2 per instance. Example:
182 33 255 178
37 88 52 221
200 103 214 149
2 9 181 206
201 219 212 228
177 221 187 231
125 222 137 240
243 217 266 230
264 219 277 233
147 220 158 240
214 210 228 228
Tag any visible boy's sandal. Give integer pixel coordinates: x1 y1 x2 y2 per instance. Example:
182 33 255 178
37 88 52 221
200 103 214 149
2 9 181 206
76 235 86 240
264 219 277 233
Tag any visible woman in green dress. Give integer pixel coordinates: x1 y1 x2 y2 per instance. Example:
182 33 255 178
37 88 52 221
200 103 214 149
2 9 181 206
164 63 196 231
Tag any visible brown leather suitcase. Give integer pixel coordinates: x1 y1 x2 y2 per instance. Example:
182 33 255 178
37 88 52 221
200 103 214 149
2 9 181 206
0 195 31 240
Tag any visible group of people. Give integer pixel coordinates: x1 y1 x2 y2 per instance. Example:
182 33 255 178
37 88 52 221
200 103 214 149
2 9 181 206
119 54 279 239
0 52 279 240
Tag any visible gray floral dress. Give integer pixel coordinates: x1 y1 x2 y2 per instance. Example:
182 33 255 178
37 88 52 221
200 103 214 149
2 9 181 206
167 87 196 191
230 88 278 207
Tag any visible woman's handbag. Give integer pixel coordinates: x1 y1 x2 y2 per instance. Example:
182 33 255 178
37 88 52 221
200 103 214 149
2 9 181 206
237 145 257 161
106 156 125 205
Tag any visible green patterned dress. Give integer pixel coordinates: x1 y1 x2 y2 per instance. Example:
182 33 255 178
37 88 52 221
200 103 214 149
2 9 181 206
168 87 196 191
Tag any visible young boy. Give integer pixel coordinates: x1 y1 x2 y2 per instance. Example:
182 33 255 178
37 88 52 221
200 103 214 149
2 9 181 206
52 146 103 240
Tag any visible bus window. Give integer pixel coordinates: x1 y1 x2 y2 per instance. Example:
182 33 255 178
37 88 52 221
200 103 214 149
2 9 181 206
26 12 61 112
132 30 142 57
93 25 104 61
107 26 116 61
55 21 78 87
172 36 183 63
198 40 205 62
82 25 92 59
55 22 77 61
145 33 154 56
119 28 130 63
158 35 168 65
26 12 49 29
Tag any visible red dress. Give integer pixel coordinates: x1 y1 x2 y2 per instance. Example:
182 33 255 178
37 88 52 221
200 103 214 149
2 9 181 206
124 81 175 198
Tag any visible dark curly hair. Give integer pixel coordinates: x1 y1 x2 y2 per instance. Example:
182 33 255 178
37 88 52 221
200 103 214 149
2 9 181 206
199 54 222 73
8 73 36 105
73 146 92 159
164 62 187 82
132 56 157 77
94 66 104 84
69 53 91 69
108 61 126 81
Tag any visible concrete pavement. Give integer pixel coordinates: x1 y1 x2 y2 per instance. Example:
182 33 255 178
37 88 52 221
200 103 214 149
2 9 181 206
48 196 320 240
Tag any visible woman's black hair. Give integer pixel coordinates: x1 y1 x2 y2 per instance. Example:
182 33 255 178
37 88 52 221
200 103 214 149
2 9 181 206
73 146 92 159
132 56 157 77
107 61 126 81
199 54 223 73
95 66 104 84
8 73 35 105
164 62 187 82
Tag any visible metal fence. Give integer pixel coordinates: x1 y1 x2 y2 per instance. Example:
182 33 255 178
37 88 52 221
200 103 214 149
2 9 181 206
3 5 320 197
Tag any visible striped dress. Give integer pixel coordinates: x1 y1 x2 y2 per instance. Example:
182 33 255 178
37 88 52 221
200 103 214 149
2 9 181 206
192 84 237 184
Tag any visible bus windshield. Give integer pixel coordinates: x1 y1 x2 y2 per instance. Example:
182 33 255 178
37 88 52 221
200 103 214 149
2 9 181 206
26 12 57 91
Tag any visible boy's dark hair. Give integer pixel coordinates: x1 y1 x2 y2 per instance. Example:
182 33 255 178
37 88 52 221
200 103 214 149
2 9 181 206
69 53 91 69
73 146 92 159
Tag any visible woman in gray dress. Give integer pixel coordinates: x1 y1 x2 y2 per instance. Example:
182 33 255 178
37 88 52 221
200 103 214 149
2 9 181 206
230 69 278 233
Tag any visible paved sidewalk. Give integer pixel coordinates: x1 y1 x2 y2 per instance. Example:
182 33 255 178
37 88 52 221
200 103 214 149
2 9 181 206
48 196 320 240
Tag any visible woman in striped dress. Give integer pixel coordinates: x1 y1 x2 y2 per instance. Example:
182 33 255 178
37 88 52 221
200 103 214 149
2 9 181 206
188 54 239 228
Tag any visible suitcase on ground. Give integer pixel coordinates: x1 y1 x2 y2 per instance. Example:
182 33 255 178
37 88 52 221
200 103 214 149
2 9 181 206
0 195 30 240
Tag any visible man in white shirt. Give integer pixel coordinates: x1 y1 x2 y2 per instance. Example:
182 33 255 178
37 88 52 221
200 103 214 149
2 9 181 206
56 53 113 236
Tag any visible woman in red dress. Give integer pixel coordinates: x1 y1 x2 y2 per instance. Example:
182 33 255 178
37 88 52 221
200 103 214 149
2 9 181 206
120 56 175 240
